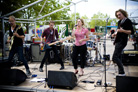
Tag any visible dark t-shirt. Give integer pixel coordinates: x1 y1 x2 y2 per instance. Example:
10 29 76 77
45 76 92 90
9 25 24 47
115 18 134 45
42 27 59 43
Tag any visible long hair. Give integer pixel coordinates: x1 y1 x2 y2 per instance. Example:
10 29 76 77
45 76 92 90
115 9 128 18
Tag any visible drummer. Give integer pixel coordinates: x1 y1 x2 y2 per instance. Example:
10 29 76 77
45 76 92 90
87 28 98 60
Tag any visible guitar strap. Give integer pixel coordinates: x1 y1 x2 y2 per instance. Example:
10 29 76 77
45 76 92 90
114 18 127 44
53 28 55 41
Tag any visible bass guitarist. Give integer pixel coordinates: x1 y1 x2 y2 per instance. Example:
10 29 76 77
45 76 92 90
7 16 31 76
39 21 64 72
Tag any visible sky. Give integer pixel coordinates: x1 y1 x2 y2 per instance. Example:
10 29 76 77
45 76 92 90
68 0 138 19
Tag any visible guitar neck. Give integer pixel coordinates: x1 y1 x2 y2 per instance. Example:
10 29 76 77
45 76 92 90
48 36 73 46
48 41 61 46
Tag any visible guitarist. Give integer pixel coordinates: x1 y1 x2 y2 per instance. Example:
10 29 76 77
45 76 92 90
7 16 31 76
39 21 64 72
112 9 134 76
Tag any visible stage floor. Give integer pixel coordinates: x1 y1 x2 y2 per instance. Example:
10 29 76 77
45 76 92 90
1 39 138 92
1 62 138 92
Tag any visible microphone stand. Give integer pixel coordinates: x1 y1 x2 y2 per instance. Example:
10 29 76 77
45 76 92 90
94 18 114 92
43 30 51 88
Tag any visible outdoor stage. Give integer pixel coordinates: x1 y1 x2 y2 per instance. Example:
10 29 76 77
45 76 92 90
1 62 138 92
0 40 138 92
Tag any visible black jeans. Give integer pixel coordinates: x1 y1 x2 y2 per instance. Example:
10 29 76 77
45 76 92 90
72 44 87 69
8 46 29 70
40 45 64 68
112 42 127 74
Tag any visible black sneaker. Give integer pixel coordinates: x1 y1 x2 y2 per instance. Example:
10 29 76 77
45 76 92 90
39 68 43 72
60 66 64 70
26 70 32 76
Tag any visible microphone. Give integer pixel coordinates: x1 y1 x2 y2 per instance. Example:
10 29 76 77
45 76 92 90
74 24 77 27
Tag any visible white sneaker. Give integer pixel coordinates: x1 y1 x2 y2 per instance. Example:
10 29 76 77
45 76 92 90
113 74 126 79
118 74 126 76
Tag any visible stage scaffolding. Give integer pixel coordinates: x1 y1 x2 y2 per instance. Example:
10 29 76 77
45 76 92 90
1 0 138 59
0 0 88 59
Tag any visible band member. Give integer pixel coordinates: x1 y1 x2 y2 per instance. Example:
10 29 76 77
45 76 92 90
39 21 64 72
72 18 89 76
112 9 134 76
7 16 31 76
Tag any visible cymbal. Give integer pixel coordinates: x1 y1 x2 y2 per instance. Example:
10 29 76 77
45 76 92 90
93 32 103 35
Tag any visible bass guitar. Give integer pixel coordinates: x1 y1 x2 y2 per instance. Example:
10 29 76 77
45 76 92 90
40 36 73 51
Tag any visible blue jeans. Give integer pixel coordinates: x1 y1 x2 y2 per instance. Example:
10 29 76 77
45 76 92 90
8 46 29 70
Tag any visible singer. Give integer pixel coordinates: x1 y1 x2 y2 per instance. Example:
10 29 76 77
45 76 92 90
72 18 89 76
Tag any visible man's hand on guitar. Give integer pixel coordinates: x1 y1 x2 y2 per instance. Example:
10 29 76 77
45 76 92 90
112 34 116 37
13 32 19 37
40 43 43 47
7 40 11 43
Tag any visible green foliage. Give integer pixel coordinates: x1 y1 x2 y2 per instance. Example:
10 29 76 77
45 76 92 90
89 12 108 28
0 0 71 32
68 12 80 29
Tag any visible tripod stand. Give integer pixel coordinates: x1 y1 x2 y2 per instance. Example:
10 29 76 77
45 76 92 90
94 18 114 91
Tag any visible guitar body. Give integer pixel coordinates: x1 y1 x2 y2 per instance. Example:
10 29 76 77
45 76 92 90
9 26 21 50
41 44 52 52
9 36 14 50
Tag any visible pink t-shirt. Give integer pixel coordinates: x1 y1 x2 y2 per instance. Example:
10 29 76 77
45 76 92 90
74 28 88 46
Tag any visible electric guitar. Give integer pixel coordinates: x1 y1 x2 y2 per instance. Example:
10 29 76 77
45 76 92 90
9 26 21 50
40 36 73 51
113 18 127 45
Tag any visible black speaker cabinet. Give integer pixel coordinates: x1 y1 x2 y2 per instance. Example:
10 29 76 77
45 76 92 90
0 69 27 85
122 49 138 65
48 71 77 89
116 76 138 92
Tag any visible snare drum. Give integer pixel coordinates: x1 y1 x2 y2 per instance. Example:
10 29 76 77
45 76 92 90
86 41 93 48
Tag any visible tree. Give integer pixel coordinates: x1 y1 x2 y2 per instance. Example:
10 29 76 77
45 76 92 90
68 12 80 29
0 0 71 33
81 15 89 28
89 12 110 28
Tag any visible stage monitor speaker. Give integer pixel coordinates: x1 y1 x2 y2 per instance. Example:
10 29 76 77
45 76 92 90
0 61 11 69
48 71 77 89
0 69 27 85
116 76 138 92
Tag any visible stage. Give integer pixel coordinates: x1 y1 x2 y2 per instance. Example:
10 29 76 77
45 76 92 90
0 40 138 92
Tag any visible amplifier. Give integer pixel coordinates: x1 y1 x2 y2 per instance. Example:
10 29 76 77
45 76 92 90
122 49 138 65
